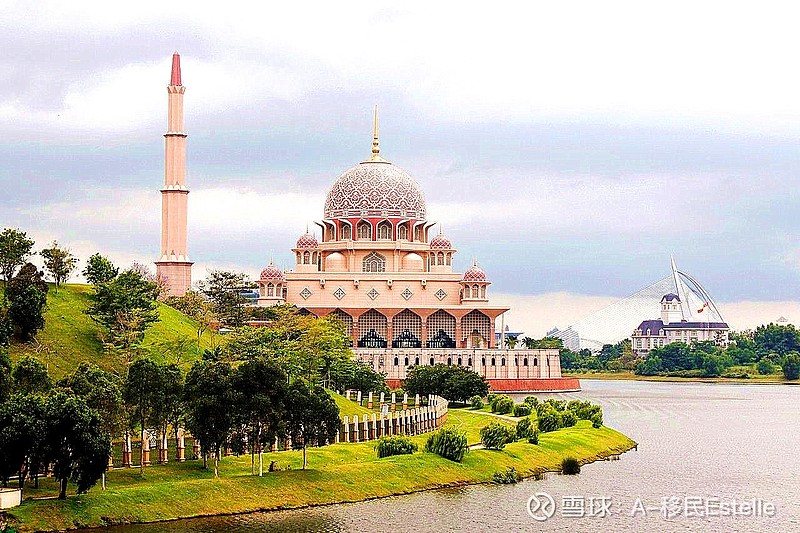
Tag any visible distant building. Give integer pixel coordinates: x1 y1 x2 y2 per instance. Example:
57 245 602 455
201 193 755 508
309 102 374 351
550 256 727 352
631 293 730 357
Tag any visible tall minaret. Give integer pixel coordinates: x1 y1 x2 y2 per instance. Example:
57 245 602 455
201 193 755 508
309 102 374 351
155 52 192 296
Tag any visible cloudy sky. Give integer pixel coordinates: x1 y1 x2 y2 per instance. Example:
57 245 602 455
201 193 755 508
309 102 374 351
3 1 800 335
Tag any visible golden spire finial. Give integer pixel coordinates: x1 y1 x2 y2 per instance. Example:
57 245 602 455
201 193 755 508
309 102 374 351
368 105 385 162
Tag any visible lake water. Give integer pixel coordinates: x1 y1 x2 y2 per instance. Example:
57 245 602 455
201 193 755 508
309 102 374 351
110 380 800 532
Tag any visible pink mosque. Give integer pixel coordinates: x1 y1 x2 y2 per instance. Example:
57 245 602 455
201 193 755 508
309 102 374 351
156 53 579 392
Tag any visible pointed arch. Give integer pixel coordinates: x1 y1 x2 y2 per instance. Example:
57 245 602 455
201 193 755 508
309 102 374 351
362 252 386 272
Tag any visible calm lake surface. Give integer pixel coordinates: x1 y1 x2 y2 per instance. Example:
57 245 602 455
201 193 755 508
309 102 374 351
110 380 800 532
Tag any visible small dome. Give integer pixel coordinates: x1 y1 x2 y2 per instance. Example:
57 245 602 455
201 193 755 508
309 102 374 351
430 233 452 250
296 232 319 249
402 252 424 271
325 252 347 271
260 263 286 283
661 293 681 303
462 262 488 282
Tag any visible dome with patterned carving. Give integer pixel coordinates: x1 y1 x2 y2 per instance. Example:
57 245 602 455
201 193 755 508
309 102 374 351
260 262 286 282
295 232 319 249
430 232 452 250
324 161 426 220
462 262 488 282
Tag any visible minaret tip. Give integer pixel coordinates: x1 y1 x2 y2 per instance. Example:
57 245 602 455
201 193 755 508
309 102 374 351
170 52 182 86
368 105 385 162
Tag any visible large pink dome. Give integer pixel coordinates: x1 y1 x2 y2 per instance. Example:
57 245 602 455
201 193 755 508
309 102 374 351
462 263 488 282
324 160 426 220
296 232 319 249
260 263 286 282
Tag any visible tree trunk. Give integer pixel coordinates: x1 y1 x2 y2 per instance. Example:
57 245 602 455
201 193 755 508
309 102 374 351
58 478 67 499
302 445 307 470
203 451 208 469
140 426 145 476
214 451 219 479
258 448 263 477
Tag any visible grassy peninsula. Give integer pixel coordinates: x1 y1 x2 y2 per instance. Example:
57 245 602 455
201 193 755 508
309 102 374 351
9 409 635 531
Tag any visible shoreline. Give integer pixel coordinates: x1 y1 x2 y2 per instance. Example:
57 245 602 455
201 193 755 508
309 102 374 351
9 413 636 532
565 372 797 385
79 443 638 531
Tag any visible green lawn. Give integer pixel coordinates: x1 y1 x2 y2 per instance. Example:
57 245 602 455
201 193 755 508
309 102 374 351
329 391 374 418
9 410 636 531
8 283 215 378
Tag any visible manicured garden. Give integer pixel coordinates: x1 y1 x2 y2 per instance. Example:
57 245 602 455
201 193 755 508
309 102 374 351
9 408 635 531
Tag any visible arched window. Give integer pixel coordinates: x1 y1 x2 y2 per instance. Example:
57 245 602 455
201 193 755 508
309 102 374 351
457 357 462 366
362 252 386 272
394 357 399 366
429 357 435 366
481 357 486 366
414 225 422 241
267 283 274 296
447 357 452 365
398 224 408 240
437 252 444 266
342 224 352 240
468 357 472 366
533 358 538 367
446 253 452 266
404 356 409 366
501 358 505 366
377 221 392 240
303 251 310 264
523 357 528 366
296 252 301 263
357 221 372 240
415 357 420 366
491 357 496 366
481 286 486 298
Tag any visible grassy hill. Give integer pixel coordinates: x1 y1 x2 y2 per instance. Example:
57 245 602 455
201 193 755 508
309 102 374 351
8 283 214 378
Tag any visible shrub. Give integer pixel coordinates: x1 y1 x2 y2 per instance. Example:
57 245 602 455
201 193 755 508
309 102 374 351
757 358 775 375
561 411 578 428
527 429 539 445
536 404 562 433
512 404 531 417
491 395 514 415
561 457 580 475
425 427 468 462
782 352 800 380
515 417 534 440
590 413 603 428
487 393 499 406
469 395 484 409
480 422 516 450
522 396 539 408
492 466 520 484
543 399 566 411
376 435 418 458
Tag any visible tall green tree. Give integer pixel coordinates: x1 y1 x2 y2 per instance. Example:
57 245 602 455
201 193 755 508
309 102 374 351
197 270 253 328
402 364 488 403
329 359 386 394
123 358 162 475
86 269 160 353
224 306 350 381
43 391 111 499
82 254 119 285
232 358 287 476
12 355 52 394
285 381 340 470
0 393 47 488
40 241 78 292
59 363 126 439
0 228 34 285
184 361 235 477
150 363 184 461
6 263 48 341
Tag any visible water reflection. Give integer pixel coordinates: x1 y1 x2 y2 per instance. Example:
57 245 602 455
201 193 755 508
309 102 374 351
110 380 800 532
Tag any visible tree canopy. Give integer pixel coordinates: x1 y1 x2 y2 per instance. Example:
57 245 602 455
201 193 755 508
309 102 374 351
402 364 488 403
6 263 48 341
0 228 34 285
40 241 78 291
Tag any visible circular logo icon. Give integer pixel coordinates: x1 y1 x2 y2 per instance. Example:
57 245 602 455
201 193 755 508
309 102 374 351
527 492 556 522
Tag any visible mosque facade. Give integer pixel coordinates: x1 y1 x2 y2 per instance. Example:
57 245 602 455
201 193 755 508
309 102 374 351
156 54 578 392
